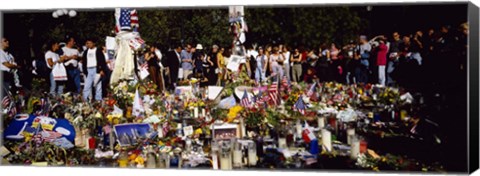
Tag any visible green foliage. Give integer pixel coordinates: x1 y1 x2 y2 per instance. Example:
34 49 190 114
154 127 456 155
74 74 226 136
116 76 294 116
11 6 366 52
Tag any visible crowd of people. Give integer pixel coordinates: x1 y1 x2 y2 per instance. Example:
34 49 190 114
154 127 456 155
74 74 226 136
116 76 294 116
0 22 468 103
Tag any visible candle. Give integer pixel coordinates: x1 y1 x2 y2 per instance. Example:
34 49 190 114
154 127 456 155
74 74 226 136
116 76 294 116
109 130 115 150
248 142 257 166
202 108 206 117
295 119 302 138
233 142 243 168
211 140 219 170
360 140 368 153
220 141 232 170
346 129 355 145
321 129 332 152
194 107 199 118
350 139 360 159
278 137 287 149
317 117 325 129
146 153 156 169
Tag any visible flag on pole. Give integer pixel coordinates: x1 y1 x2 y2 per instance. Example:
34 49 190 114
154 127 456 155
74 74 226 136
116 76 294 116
240 89 250 108
293 96 306 115
115 8 140 33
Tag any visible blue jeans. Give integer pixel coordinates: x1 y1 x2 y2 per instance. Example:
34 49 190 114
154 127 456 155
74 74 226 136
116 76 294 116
67 69 81 94
50 72 64 96
255 67 266 83
272 65 284 82
83 67 102 101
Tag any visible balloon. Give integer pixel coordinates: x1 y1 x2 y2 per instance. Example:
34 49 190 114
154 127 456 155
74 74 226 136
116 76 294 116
52 12 59 18
56 9 64 16
68 10 77 17
62 9 68 15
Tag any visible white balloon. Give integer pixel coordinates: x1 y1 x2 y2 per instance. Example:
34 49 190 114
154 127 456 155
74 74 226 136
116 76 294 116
52 12 58 18
63 9 68 15
68 10 77 17
56 9 64 16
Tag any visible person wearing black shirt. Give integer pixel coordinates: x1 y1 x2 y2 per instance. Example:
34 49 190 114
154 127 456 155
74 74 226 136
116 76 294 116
144 45 164 92
162 44 182 91
207 45 219 85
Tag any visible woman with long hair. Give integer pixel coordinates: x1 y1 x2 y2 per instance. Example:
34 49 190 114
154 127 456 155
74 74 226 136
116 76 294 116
269 46 285 82
254 47 268 83
216 47 226 86
330 43 342 83
290 47 303 83
144 45 164 92
45 40 66 96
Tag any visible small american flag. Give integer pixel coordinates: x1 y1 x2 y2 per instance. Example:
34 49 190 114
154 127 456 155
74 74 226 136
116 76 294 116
240 89 251 108
268 82 279 106
141 62 148 70
293 96 306 115
307 82 317 97
41 131 63 142
2 96 10 110
164 100 172 112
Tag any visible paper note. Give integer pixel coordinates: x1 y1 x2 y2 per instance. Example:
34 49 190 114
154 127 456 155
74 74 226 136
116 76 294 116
183 126 194 136
0 146 10 157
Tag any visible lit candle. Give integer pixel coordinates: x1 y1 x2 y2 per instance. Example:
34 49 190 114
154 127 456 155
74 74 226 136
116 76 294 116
346 129 355 145
321 129 332 152
350 139 360 159
194 107 199 118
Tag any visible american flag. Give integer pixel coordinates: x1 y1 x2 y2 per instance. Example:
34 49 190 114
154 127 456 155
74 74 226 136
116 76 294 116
115 8 139 33
141 62 148 70
268 81 280 106
2 96 10 110
281 76 290 92
40 131 63 142
307 82 317 97
164 100 172 112
293 96 306 115
240 89 251 108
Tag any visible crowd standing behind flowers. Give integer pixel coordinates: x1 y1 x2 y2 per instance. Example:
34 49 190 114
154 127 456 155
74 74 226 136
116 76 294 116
0 22 468 172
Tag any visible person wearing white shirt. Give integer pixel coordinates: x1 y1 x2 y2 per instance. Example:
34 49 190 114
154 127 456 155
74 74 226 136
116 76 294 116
281 45 291 83
1 38 19 97
81 38 108 102
62 36 81 94
269 46 285 82
45 41 66 96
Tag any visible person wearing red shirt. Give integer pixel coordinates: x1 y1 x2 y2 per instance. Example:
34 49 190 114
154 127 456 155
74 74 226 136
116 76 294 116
376 37 388 86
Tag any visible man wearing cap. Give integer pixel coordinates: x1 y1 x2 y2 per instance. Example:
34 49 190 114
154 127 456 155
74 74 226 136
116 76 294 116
181 44 194 80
